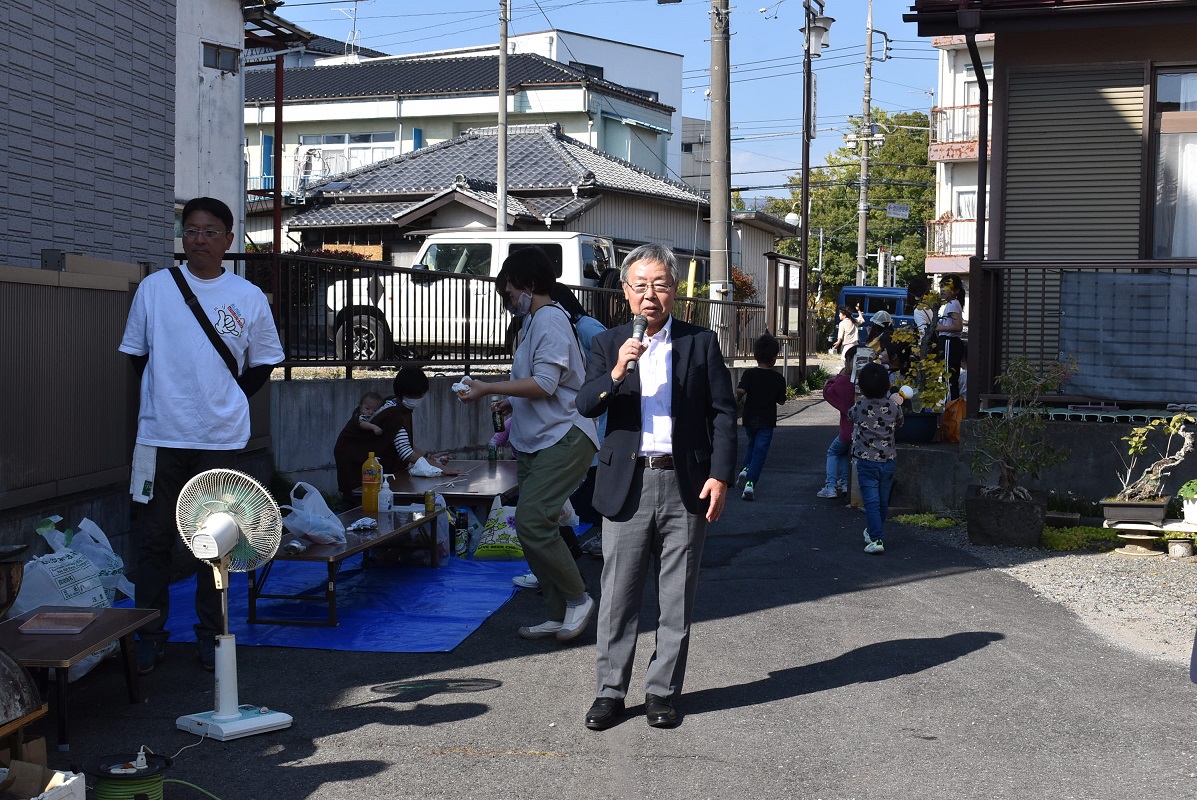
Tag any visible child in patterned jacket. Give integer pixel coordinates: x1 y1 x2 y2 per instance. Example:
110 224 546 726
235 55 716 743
848 362 905 554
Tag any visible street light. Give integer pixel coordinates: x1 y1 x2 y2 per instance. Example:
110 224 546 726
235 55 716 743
796 3 831 339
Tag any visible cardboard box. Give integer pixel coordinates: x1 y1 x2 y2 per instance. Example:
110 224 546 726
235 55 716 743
0 737 47 769
0 762 85 800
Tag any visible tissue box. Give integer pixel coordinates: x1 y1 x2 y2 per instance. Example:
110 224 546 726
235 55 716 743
0 763 85 800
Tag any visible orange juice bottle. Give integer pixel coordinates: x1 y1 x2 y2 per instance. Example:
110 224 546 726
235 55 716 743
361 451 383 512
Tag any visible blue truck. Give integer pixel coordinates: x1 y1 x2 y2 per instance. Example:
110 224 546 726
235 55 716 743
836 286 918 330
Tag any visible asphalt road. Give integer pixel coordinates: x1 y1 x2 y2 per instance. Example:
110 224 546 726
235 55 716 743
34 398 1197 799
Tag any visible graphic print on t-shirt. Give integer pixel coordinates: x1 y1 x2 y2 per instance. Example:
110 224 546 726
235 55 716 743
215 303 247 337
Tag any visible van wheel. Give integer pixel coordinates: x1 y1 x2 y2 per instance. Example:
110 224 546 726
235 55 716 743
335 314 391 361
596 269 624 328
598 268 621 290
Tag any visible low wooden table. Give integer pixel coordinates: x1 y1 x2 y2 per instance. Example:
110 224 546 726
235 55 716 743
248 506 445 627
389 459 519 509
0 606 159 752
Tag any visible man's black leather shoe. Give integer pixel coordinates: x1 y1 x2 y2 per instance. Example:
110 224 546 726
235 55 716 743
585 697 624 730
645 694 678 728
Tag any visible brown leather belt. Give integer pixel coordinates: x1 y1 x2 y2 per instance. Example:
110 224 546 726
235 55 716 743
638 454 674 470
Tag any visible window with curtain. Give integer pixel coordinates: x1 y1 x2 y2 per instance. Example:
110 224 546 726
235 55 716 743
1152 70 1197 257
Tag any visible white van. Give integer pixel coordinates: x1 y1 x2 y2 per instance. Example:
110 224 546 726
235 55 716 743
325 230 617 360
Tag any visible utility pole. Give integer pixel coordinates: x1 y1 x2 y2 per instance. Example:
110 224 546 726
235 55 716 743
855 0 874 285
708 0 731 301
496 0 509 232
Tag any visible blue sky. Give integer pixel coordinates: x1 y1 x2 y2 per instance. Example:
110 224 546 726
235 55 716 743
274 0 939 204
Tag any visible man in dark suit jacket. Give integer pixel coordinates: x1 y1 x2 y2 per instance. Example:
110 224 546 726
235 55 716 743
575 243 737 730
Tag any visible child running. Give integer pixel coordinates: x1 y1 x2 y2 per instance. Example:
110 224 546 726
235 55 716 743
735 332 787 501
848 362 904 554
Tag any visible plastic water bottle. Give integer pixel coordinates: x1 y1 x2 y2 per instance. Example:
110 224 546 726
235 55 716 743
453 507 470 557
361 451 383 513
490 396 505 433
377 474 394 513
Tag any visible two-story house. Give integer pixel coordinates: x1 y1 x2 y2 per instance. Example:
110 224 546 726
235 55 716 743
925 33 993 281
906 0 1197 408
242 31 682 221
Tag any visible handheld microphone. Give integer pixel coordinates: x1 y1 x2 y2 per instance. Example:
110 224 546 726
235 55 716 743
626 314 649 373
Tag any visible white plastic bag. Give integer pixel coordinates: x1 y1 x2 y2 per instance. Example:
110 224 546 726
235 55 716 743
70 518 135 605
281 482 347 545
8 518 110 618
7 517 116 682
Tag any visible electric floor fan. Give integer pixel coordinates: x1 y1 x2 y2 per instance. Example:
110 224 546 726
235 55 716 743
174 468 292 740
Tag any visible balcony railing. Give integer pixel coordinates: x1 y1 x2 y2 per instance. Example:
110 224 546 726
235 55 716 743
211 253 769 376
931 103 992 145
926 217 987 257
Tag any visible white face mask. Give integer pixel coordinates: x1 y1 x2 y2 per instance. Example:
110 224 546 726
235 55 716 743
513 292 533 317
402 396 424 410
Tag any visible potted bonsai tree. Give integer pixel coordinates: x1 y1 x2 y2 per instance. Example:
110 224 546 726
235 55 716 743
888 314 948 443
965 356 1074 546
1101 412 1195 526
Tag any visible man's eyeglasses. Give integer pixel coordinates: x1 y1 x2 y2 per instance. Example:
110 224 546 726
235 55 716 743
182 229 228 240
623 280 675 296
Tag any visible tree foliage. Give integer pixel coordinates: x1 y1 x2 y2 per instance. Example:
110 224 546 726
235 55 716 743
764 109 934 304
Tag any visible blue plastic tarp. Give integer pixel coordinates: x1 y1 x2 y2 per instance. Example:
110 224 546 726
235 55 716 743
121 557 530 653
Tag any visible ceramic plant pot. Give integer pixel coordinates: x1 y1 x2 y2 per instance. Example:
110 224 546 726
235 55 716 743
896 411 939 444
1166 538 1195 558
1182 498 1197 526
1100 498 1170 526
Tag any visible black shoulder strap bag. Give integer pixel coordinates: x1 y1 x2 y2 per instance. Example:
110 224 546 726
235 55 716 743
169 266 240 378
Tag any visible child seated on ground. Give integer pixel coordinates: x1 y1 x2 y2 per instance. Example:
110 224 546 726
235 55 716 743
355 391 384 436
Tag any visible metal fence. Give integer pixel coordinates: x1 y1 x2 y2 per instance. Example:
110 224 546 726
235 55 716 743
979 260 1197 404
225 253 768 375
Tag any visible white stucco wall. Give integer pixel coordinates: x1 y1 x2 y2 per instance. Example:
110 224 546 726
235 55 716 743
176 0 248 243
510 30 683 181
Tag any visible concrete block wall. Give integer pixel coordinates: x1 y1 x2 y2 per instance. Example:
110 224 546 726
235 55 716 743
271 374 511 496
889 419 1194 514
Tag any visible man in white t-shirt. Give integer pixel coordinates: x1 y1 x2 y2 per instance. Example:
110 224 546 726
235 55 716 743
119 197 284 675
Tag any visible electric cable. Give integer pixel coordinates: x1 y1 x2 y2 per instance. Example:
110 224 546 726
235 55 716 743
164 778 225 799
91 774 165 800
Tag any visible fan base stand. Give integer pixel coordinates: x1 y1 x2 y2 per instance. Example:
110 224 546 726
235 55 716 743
176 707 293 741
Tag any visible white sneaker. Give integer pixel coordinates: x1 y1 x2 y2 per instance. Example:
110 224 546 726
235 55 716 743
836 483 848 496
816 487 838 499
863 528 873 544
518 620 562 639
742 481 755 501
865 539 885 554
556 593 596 641
513 571 539 589
735 469 748 489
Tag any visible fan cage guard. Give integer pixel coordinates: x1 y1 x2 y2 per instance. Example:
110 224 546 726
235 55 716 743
175 468 282 571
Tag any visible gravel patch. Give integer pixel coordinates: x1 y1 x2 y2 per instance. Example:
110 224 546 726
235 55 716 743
908 524 1197 665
